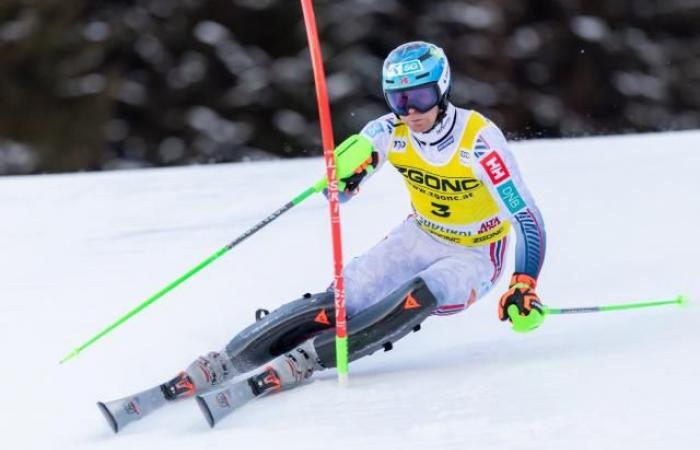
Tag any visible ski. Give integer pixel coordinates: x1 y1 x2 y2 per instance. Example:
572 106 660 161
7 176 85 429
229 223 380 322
98 342 317 432
97 371 194 433
196 365 282 428
196 341 319 428
97 385 169 433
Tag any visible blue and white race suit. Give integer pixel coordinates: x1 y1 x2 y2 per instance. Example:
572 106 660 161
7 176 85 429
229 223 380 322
340 103 546 317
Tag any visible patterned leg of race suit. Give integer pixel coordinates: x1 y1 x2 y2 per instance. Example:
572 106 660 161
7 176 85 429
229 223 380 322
343 217 507 317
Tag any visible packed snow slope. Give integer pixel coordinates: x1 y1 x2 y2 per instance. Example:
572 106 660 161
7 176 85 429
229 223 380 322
1 130 699 450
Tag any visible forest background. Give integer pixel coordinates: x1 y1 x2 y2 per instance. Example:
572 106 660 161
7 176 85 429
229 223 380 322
1 0 697 175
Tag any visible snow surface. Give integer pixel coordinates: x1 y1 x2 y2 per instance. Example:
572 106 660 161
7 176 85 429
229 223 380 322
1 130 699 450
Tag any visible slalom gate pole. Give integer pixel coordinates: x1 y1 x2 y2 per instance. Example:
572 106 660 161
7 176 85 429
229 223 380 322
300 0 349 386
60 186 319 364
544 294 688 315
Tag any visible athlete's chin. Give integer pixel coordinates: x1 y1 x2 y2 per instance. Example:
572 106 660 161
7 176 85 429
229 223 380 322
406 120 432 133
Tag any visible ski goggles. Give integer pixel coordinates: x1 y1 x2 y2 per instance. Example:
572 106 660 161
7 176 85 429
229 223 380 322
384 83 441 116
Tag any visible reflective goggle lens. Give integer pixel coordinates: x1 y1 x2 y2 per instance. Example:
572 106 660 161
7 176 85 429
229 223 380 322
385 84 440 116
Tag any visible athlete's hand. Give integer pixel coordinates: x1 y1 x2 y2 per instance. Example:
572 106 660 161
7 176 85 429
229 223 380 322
498 273 545 332
339 151 379 193
324 151 379 202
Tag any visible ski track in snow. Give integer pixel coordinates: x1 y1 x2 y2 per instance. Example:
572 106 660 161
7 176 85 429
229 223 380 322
1 131 699 450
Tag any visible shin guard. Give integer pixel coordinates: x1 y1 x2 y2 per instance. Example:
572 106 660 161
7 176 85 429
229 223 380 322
224 291 335 373
312 277 437 368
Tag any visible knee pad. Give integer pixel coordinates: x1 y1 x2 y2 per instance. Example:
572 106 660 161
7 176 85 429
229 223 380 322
224 291 335 373
312 277 437 368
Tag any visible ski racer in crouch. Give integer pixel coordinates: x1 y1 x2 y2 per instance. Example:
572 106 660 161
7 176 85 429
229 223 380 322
98 41 547 431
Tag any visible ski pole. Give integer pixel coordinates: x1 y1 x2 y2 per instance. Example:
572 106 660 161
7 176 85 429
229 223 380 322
59 188 314 364
544 294 688 315
60 136 373 365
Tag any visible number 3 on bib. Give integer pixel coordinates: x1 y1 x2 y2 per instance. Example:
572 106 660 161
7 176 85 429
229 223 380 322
430 202 451 218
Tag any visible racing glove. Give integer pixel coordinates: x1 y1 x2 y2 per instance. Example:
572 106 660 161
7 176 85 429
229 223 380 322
324 151 379 202
339 151 379 193
498 273 545 333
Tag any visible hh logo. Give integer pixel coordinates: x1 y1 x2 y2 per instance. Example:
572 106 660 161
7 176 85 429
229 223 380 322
480 151 510 185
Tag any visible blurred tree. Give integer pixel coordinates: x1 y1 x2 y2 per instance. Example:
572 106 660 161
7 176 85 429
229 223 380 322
0 0 111 173
0 0 698 175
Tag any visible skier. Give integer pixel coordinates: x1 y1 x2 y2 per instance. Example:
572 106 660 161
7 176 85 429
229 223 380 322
99 41 546 431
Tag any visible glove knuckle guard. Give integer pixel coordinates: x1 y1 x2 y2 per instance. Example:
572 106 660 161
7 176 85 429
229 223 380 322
499 273 541 321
